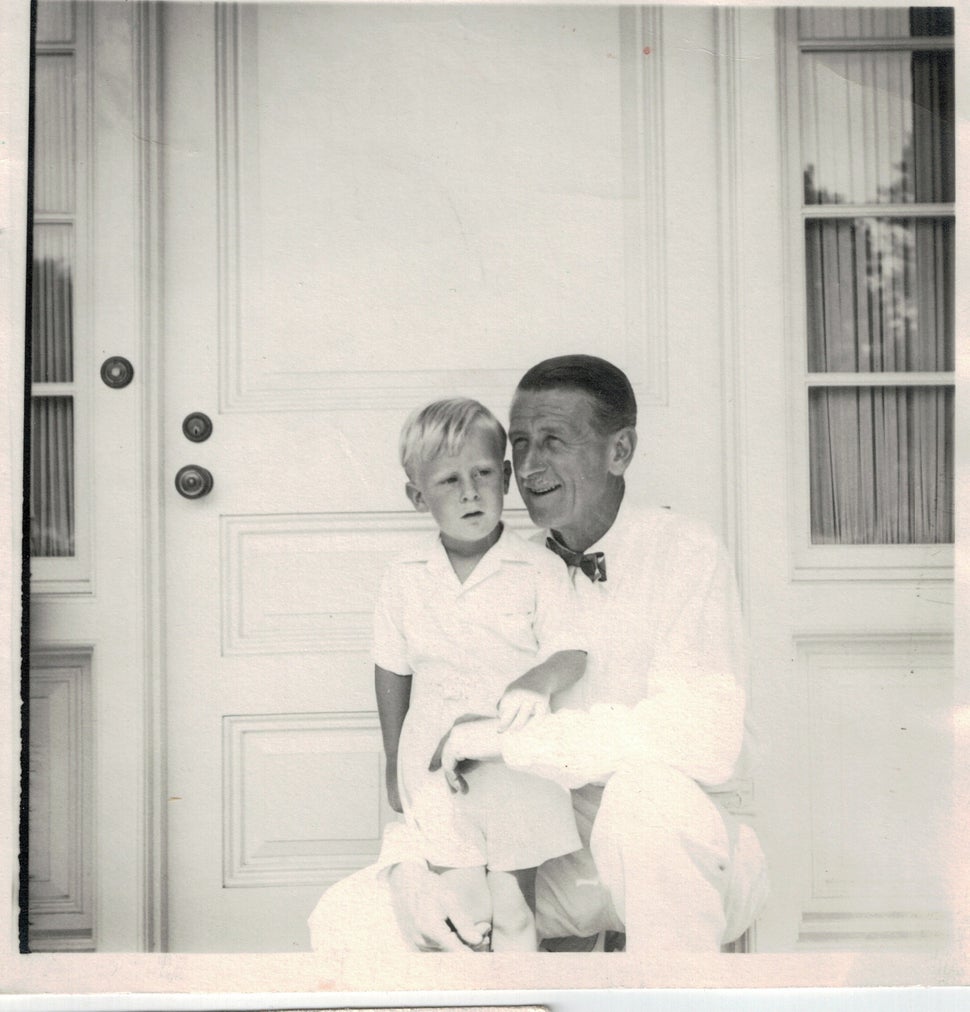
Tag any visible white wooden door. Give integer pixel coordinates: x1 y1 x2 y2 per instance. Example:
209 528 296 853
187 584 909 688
157 3 726 951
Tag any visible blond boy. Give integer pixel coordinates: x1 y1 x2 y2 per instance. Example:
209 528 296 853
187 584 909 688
374 397 585 951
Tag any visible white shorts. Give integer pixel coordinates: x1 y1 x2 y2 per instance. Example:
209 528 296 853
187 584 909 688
405 759 582 872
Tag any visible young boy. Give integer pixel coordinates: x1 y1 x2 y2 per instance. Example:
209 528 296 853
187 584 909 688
374 397 586 951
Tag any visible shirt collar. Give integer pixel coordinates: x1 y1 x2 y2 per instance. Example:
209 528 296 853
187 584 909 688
400 522 524 585
584 494 631 558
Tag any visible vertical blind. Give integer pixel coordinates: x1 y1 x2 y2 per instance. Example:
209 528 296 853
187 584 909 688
31 398 75 557
30 50 77 559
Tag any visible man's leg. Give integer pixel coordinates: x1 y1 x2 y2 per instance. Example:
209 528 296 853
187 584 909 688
590 761 733 953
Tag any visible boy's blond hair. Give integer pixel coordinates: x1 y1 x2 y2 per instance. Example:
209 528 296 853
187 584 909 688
399 398 507 481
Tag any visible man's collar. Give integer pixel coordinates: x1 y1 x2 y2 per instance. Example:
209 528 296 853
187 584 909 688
550 489 628 556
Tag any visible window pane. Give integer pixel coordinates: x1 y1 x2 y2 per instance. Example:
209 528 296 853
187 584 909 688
34 54 75 214
36 1 76 45
31 225 74 383
801 51 953 204
30 397 75 558
798 7 953 39
805 217 953 372
809 386 953 545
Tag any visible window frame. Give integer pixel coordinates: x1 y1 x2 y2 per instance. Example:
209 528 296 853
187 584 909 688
781 8 955 581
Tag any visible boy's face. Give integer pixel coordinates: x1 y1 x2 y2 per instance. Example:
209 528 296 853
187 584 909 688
406 425 511 550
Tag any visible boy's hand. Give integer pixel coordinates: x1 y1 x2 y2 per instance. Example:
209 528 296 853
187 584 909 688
429 714 499 793
385 757 403 813
497 686 549 733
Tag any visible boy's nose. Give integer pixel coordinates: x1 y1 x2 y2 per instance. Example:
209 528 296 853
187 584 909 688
460 480 479 501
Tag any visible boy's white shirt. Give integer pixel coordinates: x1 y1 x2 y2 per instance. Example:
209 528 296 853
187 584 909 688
372 521 587 681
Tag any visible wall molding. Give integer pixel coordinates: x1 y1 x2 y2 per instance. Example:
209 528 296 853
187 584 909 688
221 510 539 657
134 0 166 954
620 6 668 408
27 649 93 951
215 5 668 413
223 712 389 887
793 632 951 947
713 7 745 581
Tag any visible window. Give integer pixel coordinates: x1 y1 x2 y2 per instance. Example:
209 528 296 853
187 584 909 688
30 0 90 590
790 8 954 555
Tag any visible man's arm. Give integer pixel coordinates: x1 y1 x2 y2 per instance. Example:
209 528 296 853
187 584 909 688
497 648 586 732
503 530 748 790
375 665 411 812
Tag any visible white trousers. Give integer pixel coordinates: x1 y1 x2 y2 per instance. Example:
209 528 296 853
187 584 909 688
307 761 768 954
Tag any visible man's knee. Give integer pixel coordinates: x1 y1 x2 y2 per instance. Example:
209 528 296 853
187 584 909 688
590 761 732 931
598 760 717 841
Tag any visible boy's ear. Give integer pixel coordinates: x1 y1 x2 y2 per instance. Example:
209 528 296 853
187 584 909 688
607 427 637 476
503 460 512 492
405 481 428 512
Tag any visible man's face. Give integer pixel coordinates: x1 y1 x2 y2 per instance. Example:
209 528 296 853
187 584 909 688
509 388 625 540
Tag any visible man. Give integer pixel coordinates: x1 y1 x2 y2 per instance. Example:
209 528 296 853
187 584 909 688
309 354 767 954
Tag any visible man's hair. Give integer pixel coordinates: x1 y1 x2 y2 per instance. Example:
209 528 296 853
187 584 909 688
516 354 637 434
399 397 507 481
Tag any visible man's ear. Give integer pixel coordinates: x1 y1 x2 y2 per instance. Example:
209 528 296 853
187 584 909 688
608 427 637 476
405 481 428 512
503 460 512 493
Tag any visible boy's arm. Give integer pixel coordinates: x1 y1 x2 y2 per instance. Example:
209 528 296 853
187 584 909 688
375 664 411 813
497 649 586 733
507 648 586 697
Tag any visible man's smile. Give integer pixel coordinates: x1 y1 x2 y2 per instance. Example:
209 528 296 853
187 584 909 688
525 483 562 497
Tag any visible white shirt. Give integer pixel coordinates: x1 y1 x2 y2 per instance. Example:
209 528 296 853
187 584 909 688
501 501 751 791
373 522 584 715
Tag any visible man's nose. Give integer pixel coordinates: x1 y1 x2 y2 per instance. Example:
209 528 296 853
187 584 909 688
516 443 543 478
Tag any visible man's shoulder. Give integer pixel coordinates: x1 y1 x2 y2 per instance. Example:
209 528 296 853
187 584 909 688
618 505 729 570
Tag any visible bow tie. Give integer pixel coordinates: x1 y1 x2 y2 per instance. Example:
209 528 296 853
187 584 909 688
545 536 607 583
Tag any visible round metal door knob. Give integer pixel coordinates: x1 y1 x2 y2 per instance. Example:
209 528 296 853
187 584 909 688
174 464 214 499
100 356 134 388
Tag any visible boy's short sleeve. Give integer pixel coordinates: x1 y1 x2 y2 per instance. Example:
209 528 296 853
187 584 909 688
372 565 412 675
530 550 587 661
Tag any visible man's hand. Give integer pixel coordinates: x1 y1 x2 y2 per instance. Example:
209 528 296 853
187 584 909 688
385 757 403 813
387 860 488 951
497 686 549 733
